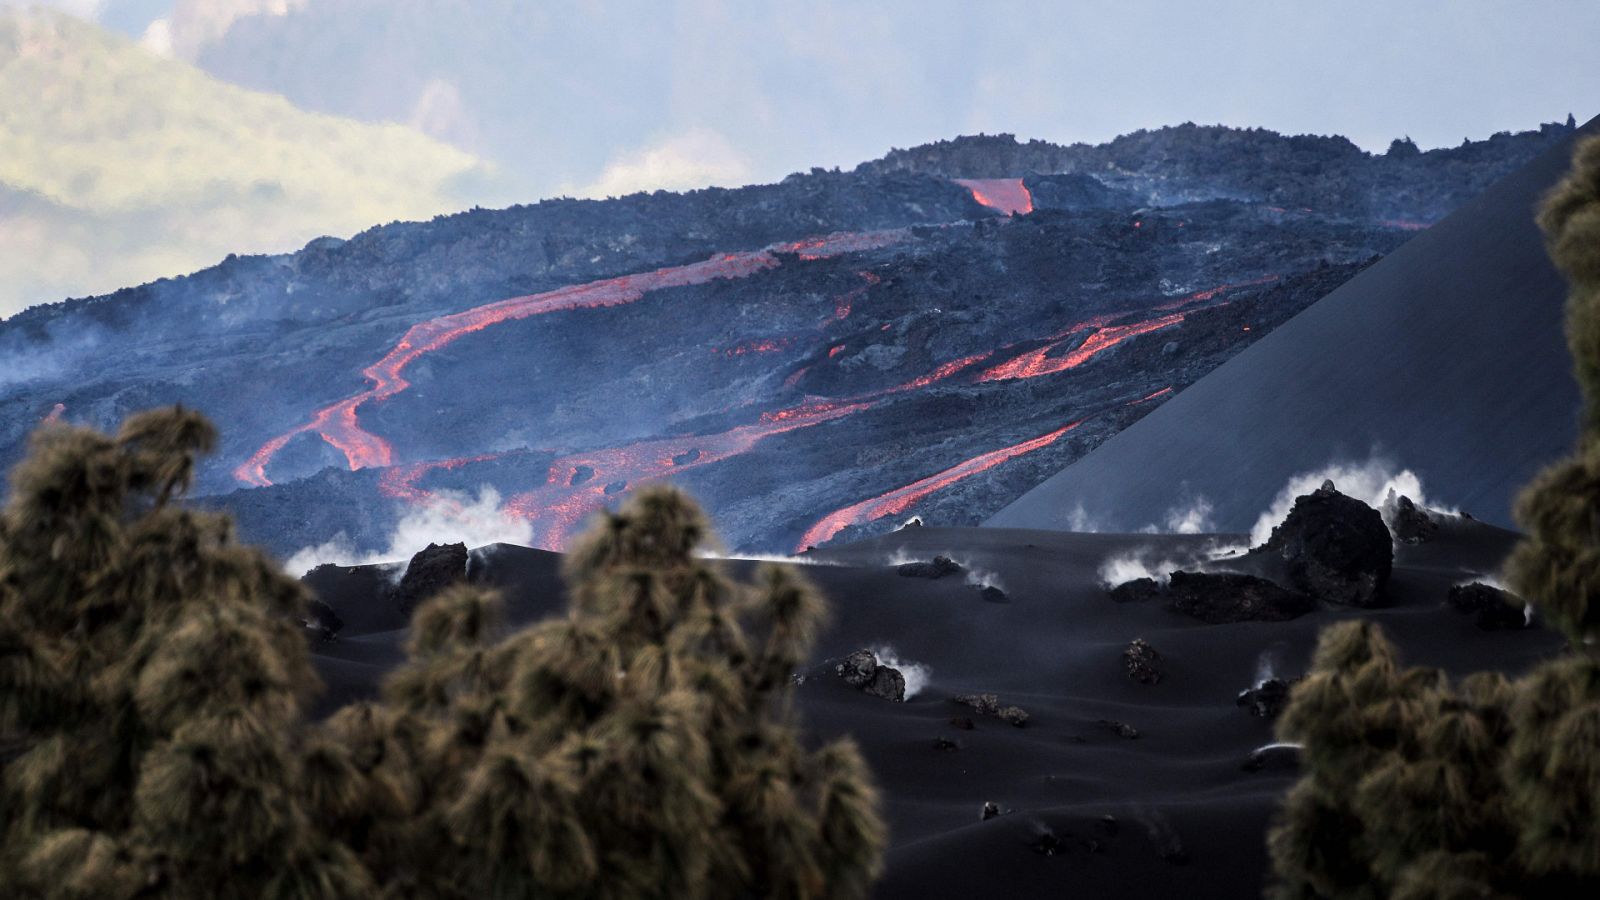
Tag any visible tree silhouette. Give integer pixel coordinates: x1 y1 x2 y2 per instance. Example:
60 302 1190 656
1269 135 1600 899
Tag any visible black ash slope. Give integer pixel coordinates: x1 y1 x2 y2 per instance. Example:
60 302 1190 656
304 516 1559 898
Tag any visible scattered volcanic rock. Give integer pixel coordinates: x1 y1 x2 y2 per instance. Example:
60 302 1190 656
1109 577 1163 603
834 649 907 701
1124 638 1164 685
1261 481 1392 607
977 585 1010 604
303 598 344 642
949 716 975 731
954 693 1030 727
1447 582 1528 631
981 801 1001 821
896 555 963 578
1243 744 1303 773
1385 492 1439 544
391 541 468 614
933 736 961 751
1098 719 1141 739
1236 678 1297 719
1166 571 1315 623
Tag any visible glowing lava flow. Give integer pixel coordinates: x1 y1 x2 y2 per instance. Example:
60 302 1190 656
42 403 65 423
954 178 1034 215
235 229 909 487
978 313 1185 382
505 401 873 549
796 420 1085 550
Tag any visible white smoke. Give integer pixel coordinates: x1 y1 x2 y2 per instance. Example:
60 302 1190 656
701 551 840 567
1162 496 1215 534
1098 550 1184 587
963 565 1006 592
1253 649 1281 687
1249 458 1433 548
870 645 931 699
1064 503 1098 533
282 486 532 576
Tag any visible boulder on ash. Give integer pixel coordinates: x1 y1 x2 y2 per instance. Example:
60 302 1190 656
303 597 344 642
896 555 963 579
1167 571 1315 624
391 541 469 615
1243 743 1302 773
1447 582 1529 631
954 693 1030 727
1124 638 1163 685
976 584 1010 604
1236 678 1297 719
1260 480 1392 607
1108 577 1163 603
1383 491 1440 544
834 648 906 702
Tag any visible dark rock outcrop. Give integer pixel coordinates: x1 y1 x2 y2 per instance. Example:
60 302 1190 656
896 555 963 579
391 542 469 614
1166 571 1315 623
977 585 1009 604
834 649 907 701
1108 577 1163 603
1261 481 1392 607
1385 492 1439 544
1447 582 1528 630
1236 678 1296 719
1124 638 1163 685
1098 719 1141 739
303 598 344 642
955 693 1030 727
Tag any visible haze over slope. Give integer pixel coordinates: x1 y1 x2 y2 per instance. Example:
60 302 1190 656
1 120 1572 562
0 8 511 315
989 116 1600 535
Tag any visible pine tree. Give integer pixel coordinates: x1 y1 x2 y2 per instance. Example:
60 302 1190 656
303 486 887 899
1269 136 1600 899
0 408 371 898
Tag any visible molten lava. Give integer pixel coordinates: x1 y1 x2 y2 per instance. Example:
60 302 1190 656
796 420 1084 550
954 178 1034 215
505 400 873 549
236 229 910 487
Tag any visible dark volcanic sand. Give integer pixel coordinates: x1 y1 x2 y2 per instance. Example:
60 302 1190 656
305 521 1561 898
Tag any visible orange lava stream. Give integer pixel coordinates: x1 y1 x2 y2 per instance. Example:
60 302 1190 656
953 178 1035 215
505 400 873 549
234 229 909 487
796 420 1085 550
977 313 1186 382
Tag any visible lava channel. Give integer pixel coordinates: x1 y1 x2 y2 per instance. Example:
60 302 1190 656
954 178 1034 215
796 420 1084 550
235 228 909 487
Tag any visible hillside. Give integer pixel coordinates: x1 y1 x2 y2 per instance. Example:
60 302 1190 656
0 119 1576 562
989 115 1600 535
0 8 510 315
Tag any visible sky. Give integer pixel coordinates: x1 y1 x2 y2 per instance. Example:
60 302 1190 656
2 0 1597 313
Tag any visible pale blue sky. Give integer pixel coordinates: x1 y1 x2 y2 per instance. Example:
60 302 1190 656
11 0 1596 198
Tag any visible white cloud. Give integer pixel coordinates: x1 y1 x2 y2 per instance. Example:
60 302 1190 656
574 129 752 199
0 1 106 18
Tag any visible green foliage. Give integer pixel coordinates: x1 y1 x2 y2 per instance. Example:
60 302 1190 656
1507 135 1600 645
313 486 885 899
1270 136 1600 899
0 412 885 897
0 407 367 898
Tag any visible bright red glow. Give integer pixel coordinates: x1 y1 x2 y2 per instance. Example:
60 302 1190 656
796 420 1084 549
721 337 792 357
235 229 909 487
828 344 846 358
1138 386 1173 403
1380 219 1432 232
953 178 1034 215
978 314 1185 382
43 402 64 423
